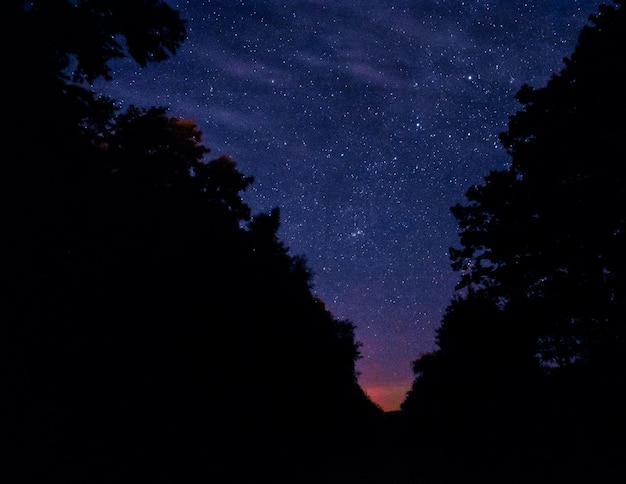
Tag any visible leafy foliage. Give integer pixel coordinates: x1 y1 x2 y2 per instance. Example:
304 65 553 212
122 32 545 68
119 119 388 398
4 2 382 482
401 1 626 481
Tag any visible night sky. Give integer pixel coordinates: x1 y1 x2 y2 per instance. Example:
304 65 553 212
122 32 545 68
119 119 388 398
93 0 605 411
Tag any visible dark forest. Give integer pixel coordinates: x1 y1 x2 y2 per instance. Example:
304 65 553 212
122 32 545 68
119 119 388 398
3 1 626 482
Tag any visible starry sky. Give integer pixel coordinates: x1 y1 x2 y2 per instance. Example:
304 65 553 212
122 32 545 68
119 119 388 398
93 0 606 412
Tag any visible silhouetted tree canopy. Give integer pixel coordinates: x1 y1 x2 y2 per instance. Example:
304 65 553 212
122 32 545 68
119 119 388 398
11 0 186 83
448 0 626 371
3 2 382 483
401 2 626 482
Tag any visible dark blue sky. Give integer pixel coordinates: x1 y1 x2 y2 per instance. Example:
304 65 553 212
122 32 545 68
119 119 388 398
94 0 606 411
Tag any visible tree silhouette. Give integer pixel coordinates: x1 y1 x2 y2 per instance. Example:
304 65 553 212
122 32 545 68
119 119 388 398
401 1 626 481
4 2 382 483
4 0 187 327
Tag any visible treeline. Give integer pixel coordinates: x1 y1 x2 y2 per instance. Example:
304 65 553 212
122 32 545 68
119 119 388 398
6 0 626 483
400 1 626 482
4 2 382 483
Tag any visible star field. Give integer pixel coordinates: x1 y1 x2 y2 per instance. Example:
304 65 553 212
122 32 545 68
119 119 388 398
94 0 606 411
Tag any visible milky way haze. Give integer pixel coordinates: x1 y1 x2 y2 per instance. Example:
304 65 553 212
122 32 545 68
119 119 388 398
93 0 606 411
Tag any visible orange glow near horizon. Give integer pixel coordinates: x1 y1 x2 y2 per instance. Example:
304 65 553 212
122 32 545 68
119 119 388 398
363 382 411 413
